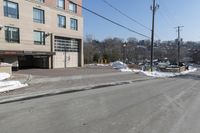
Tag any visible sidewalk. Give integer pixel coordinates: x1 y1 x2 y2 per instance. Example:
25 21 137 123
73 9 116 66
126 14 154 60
10 66 120 84
0 66 151 104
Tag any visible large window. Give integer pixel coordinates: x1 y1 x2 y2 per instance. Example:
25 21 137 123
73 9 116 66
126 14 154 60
54 37 79 52
70 18 78 31
57 15 66 28
69 2 77 13
35 0 45 3
5 26 20 43
4 0 19 19
34 30 45 45
33 8 45 24
57 0 65 9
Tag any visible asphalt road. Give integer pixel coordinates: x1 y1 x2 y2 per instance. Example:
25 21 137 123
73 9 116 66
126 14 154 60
0 70 199 133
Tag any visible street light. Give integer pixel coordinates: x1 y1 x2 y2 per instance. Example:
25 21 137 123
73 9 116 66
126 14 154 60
122 42 127 64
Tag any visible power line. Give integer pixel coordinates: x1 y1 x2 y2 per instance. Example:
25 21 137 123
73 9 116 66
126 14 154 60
159 10 174 27
157 0 178 26
69 0 150 38
101 0 161 40
101 0 151 31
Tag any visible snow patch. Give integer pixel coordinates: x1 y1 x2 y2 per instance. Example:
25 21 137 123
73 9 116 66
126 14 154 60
0 72 28 93
120 68 133 72
141 71 176 78
132 66 197 78
96 64 110 67
111 61 133 72
0 73 10 81
0 63 12 67
0 81 28 93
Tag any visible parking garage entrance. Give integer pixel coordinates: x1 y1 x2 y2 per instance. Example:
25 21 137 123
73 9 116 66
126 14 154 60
18 55 50 69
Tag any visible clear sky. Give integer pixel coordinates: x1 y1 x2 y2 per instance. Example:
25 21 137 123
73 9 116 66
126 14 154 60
83 0 200 42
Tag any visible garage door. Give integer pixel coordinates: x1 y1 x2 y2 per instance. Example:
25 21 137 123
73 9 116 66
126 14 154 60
54 52 78 68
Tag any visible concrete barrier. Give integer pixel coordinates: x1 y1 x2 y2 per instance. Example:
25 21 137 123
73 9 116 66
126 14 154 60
160 66 186 73
0 63 12 75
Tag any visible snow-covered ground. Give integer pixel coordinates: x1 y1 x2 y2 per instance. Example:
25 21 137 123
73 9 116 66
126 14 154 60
110 60 198 77
0 73 10 81
134 66 197 78
96 64 110 67
0 73 28 93
111 61 132 72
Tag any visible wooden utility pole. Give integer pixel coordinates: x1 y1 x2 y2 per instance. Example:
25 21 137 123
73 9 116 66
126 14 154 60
150 0 159 72
175 26 184 66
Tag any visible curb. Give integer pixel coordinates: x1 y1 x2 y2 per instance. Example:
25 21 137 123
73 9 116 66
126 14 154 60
23 72 135 85
0 77 153 104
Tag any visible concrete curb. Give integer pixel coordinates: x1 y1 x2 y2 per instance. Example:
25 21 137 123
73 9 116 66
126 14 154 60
0 77 153 104
22 72 135 85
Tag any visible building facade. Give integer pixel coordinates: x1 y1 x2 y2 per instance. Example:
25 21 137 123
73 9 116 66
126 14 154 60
0 0 83 69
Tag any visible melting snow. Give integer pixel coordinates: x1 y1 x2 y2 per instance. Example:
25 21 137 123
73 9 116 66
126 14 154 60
0 73 10 81
135 66 197 78
0 73 28 93
111 61 133 72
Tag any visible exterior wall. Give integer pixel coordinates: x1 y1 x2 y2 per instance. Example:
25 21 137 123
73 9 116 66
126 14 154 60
45 0 82 16
0 0 83 68
54 52 78 68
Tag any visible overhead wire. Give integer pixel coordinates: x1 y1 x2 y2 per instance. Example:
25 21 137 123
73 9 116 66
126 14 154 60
157 0 178 26
101 0 151 31
101 0 161 40
68 0 150 39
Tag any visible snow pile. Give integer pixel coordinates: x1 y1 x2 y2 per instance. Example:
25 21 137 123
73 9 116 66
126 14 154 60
0 73 28 93
0 73 10 81
0 81 28 93
111 61 133 72
120 68 133 72
181 66 197 74
133 66 197 78
111 61 127 69
132 69 142 73
96 64 110 67
141 71 176 78
86 64 110 67
0 62 12 67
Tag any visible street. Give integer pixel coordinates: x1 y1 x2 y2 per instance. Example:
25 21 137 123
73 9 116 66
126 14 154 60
0 69 199 133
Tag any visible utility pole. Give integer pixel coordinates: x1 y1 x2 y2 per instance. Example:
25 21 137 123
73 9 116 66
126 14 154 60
150 0 159 72
175 26 184 66
122 42 127 64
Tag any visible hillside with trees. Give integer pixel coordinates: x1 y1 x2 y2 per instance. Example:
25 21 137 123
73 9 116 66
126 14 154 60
84 36 200 65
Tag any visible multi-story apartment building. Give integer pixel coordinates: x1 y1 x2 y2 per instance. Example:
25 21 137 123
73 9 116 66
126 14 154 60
0 0 83 70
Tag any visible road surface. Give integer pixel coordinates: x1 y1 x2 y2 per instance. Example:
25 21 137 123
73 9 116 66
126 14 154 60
0 69 199 133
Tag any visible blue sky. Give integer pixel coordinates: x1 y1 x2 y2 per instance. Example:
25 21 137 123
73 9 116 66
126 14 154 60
83 0 200 41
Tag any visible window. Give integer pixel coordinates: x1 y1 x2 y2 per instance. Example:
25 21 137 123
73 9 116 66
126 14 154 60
69 2 77 13
5 26 20 43
33 8 45 24
54 37 79 52
34 31 45 45
35 0 45 3
4 0 19 19
70 18 78 31
57 0 65 9
57 15 66 28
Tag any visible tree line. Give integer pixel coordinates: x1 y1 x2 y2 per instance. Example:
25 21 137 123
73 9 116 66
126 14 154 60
84 36 200 65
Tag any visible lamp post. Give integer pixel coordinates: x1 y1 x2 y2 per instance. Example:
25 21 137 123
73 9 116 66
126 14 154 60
122 42 127 64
